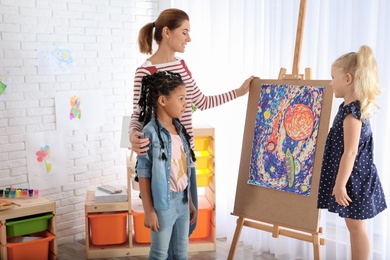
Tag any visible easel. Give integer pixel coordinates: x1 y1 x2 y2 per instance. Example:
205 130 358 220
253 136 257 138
278 0 311 81
228 0 326 259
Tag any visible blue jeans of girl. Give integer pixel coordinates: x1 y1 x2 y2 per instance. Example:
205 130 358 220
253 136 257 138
149 190 189 260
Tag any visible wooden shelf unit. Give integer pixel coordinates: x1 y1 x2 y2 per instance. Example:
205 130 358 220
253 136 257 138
84 190 131 259
190 125 216 252
0 196 57 260
84 125 216 258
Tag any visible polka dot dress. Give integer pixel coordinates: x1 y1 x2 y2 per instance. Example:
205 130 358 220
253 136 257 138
317 101 387 219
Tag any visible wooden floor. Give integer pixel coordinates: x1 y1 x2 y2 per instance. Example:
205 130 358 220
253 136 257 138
58 237 277 260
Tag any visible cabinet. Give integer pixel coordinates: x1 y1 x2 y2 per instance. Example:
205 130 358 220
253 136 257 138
84 125 216 258
189 125 216 251
0 196 57 259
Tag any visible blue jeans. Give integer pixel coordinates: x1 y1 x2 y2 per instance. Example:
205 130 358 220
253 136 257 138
149 190 189 260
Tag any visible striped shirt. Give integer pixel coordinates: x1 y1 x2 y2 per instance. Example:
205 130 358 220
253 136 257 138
129 58 237 148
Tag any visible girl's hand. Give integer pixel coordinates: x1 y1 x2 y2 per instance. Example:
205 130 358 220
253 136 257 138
189 200 197 224
144 211 159 233
332 184 352 207
130 131 150 155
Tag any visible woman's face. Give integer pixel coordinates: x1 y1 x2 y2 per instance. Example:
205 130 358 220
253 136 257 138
166 20 191 53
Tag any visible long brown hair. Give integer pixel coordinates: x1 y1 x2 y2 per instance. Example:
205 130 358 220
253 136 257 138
138 8 189 55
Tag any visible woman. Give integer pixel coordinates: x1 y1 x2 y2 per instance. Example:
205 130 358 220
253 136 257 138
129 8 255 236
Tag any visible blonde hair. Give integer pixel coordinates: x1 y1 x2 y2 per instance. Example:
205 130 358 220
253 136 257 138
138 9 189 55
334 45 381 121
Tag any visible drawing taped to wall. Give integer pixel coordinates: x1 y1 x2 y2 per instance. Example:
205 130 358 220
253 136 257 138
55 90 105 130
37 44 75 75
248 84 325 196
26 131 67 190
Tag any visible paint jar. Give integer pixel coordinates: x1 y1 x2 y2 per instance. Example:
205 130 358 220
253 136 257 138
4 189 10 198
0 189 3 197
34 189 39 198
16 189 22 198
10 189 16 198
22 189 28 199
29 189 34 197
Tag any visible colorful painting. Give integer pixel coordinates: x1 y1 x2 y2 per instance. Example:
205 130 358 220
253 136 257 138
36 145 52 173
248 84 325 196
0 79 7 96
70 96 81 120
37 44 75 75
55 90 105 130
52 48 73 64
0 69 10 99
26 132 67 190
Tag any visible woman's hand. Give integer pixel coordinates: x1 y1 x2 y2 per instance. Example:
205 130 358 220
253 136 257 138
235 75 258 97
130 131 150 155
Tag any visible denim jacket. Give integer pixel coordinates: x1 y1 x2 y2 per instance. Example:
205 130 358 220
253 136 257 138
136 118 192 210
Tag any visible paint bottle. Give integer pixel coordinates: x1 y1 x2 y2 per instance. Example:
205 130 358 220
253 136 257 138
16 189 22 199
10 189 16 198
22 189 28 199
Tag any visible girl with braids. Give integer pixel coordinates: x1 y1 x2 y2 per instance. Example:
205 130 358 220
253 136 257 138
136 70 197 259
317 45 387 260
129 7 255 236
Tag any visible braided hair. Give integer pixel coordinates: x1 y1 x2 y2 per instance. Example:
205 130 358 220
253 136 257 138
138 70 196 162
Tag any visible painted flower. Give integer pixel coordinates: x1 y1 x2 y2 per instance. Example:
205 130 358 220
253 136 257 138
36 145 52 173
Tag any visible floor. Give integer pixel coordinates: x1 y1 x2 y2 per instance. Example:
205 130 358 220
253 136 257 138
58 237 278 260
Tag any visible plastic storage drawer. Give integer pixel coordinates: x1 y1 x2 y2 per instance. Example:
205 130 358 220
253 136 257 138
5 213 54 237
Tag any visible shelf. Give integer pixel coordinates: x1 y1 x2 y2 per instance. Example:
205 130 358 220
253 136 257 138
0 196 57 260
85 190 129 213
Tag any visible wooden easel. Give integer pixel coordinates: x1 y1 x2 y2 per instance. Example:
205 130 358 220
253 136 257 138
228 0 326 259
227 215 325 260
278 0 311 81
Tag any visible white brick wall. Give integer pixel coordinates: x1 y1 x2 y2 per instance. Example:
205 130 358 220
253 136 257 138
0 0 158 245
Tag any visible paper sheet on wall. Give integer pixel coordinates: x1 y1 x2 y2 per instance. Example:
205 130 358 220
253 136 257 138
37 44 75 75
120 116 131 148
26 131 67 190
55 90 105 130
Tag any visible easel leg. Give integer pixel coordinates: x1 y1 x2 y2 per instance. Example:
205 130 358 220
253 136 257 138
313 245 320 260
313 233 321 260
228 216 245 260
